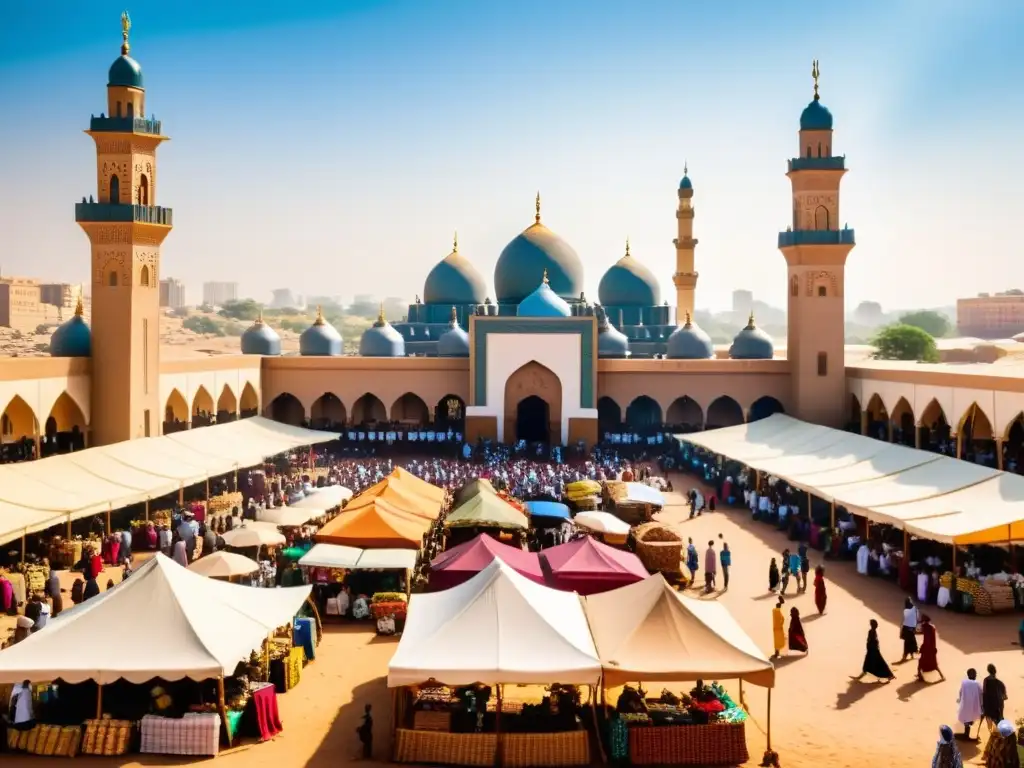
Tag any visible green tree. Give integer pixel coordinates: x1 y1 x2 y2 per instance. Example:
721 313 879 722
183 316 226 336
218 299 261 321
872 324 939 362
897 309 950 338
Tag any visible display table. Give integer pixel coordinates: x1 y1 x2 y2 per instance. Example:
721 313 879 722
503 731 589 767
244 683 284 741
628 723 748 766
394 728 496 766
140 713 221 757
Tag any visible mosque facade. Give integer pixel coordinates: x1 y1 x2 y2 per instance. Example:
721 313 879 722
4 18 1022 463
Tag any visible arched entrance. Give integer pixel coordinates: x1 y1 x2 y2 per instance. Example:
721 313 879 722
311 393 346 428
597 397 621 437
43 391 87 456
435 395 465 432
391 393 430 426
890 397 915 445
239 382 259 419
666 396 703 431
706 396 743 429
748 396 784 423
0 395 39 462
351 393 386 425
918 398 949 452
267 393 305 426
191 386 215 428
163 389 189 434
217 385 238 424
625 395 662 432
503 361 562 445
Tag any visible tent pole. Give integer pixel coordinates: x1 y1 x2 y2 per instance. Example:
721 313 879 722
96 683 104 719
495 683 504 768
66 518 71 538
216 676 230 746
739 679 745 710
766 687 772 749
589 684 607 764
145 499 150 523
20 535 26 564
829 500 836 530
206 479 210 503
952 546 958 572
105 506 111 536
178 485 184 506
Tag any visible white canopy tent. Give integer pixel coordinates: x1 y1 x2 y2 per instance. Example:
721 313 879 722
288 485 353 511
298 543 417 571
0 417 338 547
387 558 601 687
0 554 311 684
677 414 1024 545
573 511 631 536
188 551 261 579
258 508 322 527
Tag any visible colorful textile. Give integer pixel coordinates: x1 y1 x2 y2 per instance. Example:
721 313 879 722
140 713 220 756
244 683 283 742
293 617 316 661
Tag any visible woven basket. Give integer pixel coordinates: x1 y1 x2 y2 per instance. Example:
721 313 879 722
394 728 496 766
633 523 681 544
413 710 452 732
628 722 748 765
503 731 590 767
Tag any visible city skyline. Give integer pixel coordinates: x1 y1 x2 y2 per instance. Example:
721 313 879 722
1 0 1021 311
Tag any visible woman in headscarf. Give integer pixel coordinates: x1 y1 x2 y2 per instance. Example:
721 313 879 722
982 719 1020 768
813 565 827 614
853 619 895 682
901 597 920 661
788 606 808 654
768 558 780 593
771 597 785 659
172 540 189 568
932 725 963 768
918 614 946 683
83 577 100 602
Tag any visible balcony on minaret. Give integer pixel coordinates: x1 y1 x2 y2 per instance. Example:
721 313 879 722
89 114 163 136
777 228 855 248
787 156 846 172
75 202 173 226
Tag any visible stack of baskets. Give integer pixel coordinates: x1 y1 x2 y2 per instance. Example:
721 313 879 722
632 523 682 575
565 480 601 511
81 717 133 756
603 482 653 526
7 725 82 757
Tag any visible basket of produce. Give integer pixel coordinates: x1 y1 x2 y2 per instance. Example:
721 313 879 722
603 482 655 525
208 492 243 515
81 717 133 756
632 523 682 575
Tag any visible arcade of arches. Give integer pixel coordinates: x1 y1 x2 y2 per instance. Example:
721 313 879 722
851 393 1024 471
264 391 467 433
596 394 784 436
1 392 88 462
162 382 260 435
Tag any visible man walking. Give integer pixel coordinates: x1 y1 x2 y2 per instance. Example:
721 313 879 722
704 540 717 594
720 542 732 590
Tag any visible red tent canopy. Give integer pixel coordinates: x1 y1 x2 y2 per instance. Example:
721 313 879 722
429 533 545 591
541 537 649 595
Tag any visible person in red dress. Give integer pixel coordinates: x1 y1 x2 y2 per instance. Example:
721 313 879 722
813 565 827 614
788 607 808 653
917 614 946 683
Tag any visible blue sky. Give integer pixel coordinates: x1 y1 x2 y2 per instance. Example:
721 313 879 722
1 0 1022 312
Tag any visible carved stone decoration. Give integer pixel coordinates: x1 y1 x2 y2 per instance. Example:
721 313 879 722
790 274 799 297
806 270 839 297
89 226 133 244
94 250 127 286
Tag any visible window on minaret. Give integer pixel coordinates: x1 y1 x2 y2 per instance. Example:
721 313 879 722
814 206 829 230
140 265 150 287
108 271 118 287
109 175 120 204
817 352 828 376
138 175 149 205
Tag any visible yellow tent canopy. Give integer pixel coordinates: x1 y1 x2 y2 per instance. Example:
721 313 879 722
389 467 445 503
315 498 429 549
346 477 440 519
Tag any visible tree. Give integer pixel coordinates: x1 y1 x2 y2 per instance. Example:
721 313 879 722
183 316 225 336
872 324 939 363
898 310 950 338
218 299 261 322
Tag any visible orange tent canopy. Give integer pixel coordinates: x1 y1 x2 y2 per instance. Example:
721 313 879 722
315 498 429 550
389 467 445 503
346 477 440 519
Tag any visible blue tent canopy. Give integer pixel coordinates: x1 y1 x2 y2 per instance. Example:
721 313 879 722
525 501 571 520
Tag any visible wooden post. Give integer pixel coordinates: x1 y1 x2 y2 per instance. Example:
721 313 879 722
903 529 910 557
952 546 958 572
589 684 608 764
859 411 868 436
955 433 962 460
765 688 772 751
739 679 746 710
145 499 150 522
829 500 836 530
105 507 111 536
495 683 504 768
914 427 921 449
20 534 26 564
216 676 230 746
996 439 1005 470
206 479 211 503
178 486 185 506
806 490 812 517
887 421 894 443
66 518 72 538
96 683 104 719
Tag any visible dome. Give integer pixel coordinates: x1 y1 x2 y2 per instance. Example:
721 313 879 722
109 55 143 88
517 272 572 318
494 194 584 304
596 307 629 359
437 307 470 357
666 312 714 360
50 300 91 358
299 307 342 356
240 312 281 355
679 175 692 190
360 307 406 357
598 240 662 307
800 98 833 131
729 313 775 360
423 234 488 305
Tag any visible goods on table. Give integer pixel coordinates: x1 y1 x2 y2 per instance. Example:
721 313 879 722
81 717 133 756
50 538 83 568
24 563 49 594
209 492 244 515
7 724 82 757
565 481 600 510
603 482 655 525
632 523 682 575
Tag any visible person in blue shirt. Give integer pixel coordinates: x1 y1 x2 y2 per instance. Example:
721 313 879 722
788 550 802 593
797 542 810 591
720 542 732 590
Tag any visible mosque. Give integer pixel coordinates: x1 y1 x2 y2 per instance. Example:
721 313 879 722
5 17 1022 465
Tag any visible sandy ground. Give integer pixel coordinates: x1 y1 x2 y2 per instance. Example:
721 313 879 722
4 473 1023 766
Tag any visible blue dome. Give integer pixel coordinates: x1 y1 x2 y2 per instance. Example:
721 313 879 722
240 315 281 355
360 310 406 357
679 175 692 190
437 307 470 357
299 308 342 356
108 55 144 89
598 242 662 307
596 308 630 358
729 314 775 360
50 304 91 358
666 313 714 359
423 236 488 305
494 197 584 303
517 274 572 318
800 98 833 131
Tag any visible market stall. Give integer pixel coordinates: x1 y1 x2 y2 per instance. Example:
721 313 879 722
345 476 442 520
188 551 261 581
585 574 775 766
604 482 664 526
573 511 631 546
388 559 601 767
540 537 648 595
0 554 311 758
445 494 528 531
315 498 431 549
564 480 601 511
525 501 571 524
454 478 497 506
631 523 683 577
428 533 544 591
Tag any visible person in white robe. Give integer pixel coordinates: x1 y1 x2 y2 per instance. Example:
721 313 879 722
856 544 870 575
956 668 983 740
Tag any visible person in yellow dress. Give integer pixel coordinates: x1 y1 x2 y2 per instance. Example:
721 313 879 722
772 597 786 659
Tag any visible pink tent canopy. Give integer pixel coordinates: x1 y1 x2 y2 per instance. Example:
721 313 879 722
429 533 545 591
541 537 649 595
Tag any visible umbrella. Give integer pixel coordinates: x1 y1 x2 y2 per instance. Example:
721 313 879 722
188 551 260 579
221 525 286 548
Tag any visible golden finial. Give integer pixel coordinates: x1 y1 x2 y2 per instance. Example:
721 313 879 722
120 11 132 56
542 268 549 285
74 295 84 317
450 306 458 324
747 311 756 328
452 231 458 254
811 59 820 101
684 161 688 176
534 191 541 224
314 305 324 325
624 238 631 258
378 302 386 323
684 310 691 327
256 306 264 324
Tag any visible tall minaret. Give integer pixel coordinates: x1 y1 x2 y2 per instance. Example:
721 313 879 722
672 164 698 322
780 61 855 427
76 13 171 444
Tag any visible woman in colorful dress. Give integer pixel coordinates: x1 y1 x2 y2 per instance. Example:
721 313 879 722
788 606 808 654
931 725 963 768
982 719 1020 768
813 565 827 614
771 598 786 659
917 614 946 683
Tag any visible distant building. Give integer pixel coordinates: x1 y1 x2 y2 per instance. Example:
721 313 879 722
732 289 754 316
270 289 297 309
0 277 79 332
853 300 884 327
159 278 186 309
957 290 1024 338
202 281 238 307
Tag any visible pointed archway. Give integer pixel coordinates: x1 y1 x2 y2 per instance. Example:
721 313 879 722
625 395 662 432
1 395 39 462
890 396 915 445
435 394 465 432
748 396 784 423
43 391 87 456
191 386 215 428
163 389 189 434
597 397 621 437
216 384 238 424
267 393 305 427
239 382 259 419
706 396 743 429
391 393 429 426
311 393 346 428
666 396 703 431
503 361 562 445
351 393 386 425
917 398 949 451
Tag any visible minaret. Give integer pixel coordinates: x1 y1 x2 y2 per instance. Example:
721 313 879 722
780 61 855 427
76 13 171 444
672 163 698 322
